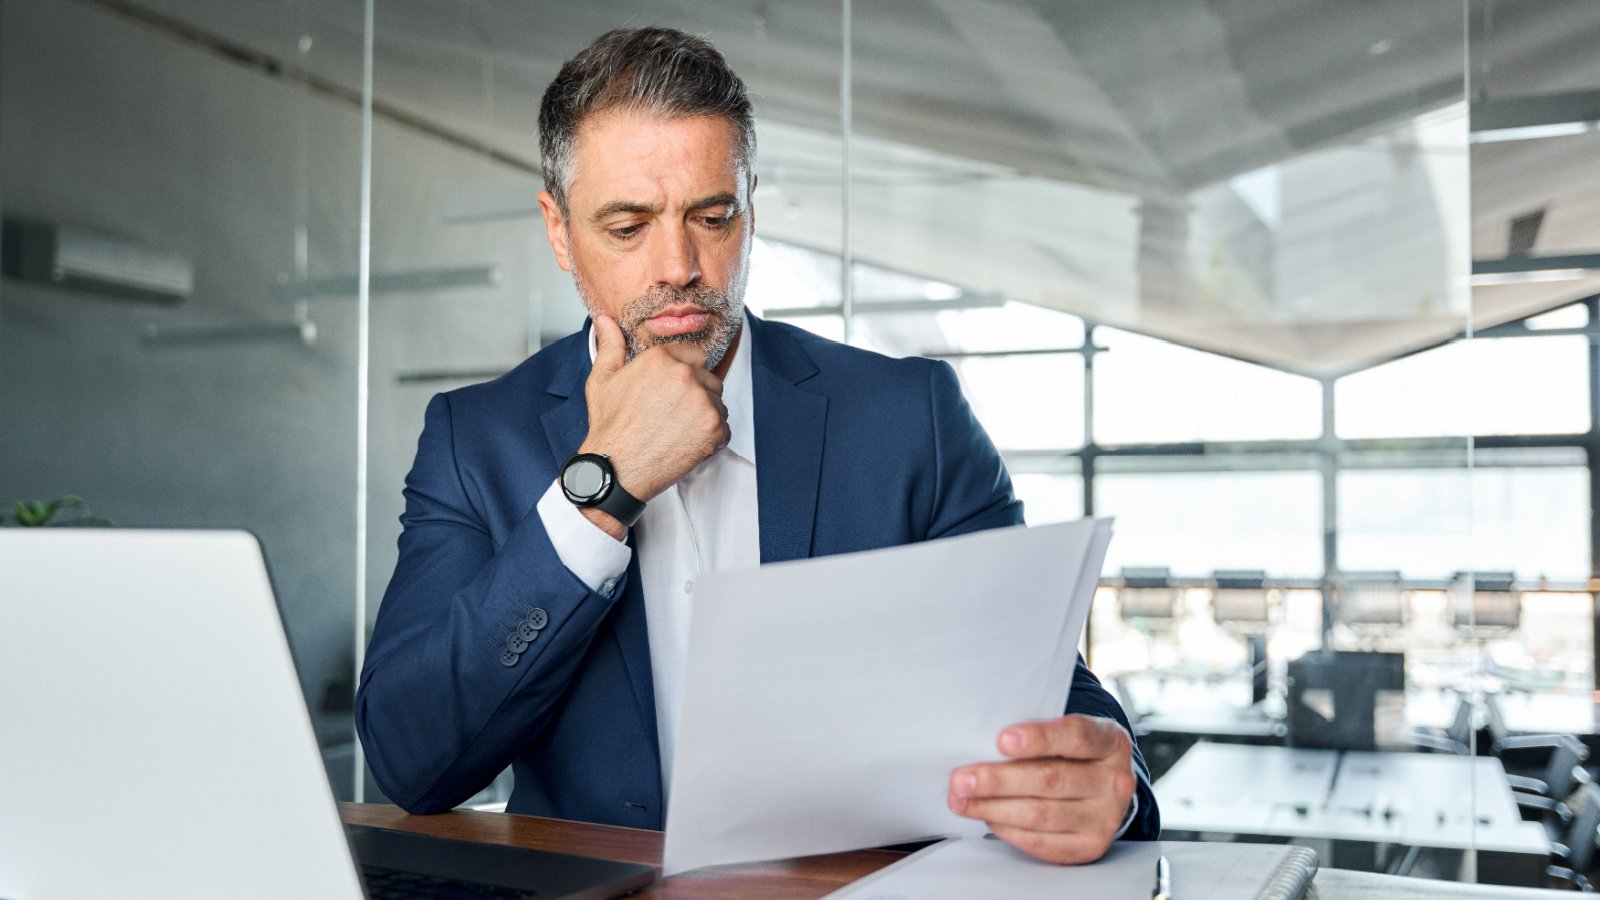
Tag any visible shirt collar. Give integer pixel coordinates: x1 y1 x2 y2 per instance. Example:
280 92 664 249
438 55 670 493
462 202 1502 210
586 310 757 465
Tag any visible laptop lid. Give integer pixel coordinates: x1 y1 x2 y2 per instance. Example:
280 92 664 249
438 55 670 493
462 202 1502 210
0 529 364 900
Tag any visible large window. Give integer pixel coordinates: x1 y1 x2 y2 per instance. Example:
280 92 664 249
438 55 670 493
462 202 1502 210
1339 461 1590 581
1336 336 1590 438
1095 469 1324 579
1093 328 1323 445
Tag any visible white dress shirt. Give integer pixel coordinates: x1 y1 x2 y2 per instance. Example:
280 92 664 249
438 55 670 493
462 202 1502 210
535 316 759 803
533 317 1139 833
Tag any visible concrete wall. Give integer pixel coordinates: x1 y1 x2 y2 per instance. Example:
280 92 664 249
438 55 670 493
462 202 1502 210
0 0 584 798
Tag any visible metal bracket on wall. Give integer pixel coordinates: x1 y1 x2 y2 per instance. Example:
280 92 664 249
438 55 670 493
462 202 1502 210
271 265 499 300
141 301 317 348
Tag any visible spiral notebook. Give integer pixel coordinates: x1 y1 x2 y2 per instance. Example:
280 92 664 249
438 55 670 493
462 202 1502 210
825 837 1318 900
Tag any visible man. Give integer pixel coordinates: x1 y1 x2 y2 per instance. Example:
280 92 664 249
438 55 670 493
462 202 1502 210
357 26 1158 865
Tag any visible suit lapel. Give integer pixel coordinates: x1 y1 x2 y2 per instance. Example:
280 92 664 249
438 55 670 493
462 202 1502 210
538 341 590 469
749 315 828 564
538 325 660 780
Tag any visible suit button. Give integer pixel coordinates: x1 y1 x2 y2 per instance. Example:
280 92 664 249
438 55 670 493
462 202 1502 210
525 608 549 630
499 647 519 667
506 633 529 653
517 620 540 642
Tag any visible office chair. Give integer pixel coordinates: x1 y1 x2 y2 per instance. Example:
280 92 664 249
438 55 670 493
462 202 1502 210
1334 571 1407 648
1286 650 1406 751
1545 782 1600 891
1408 690 1476 755
1516 738 1589 856
1117 567 1181 631
1486 692 1591 760
1451 570 1521 634
1209 569 1273 630
1511 738 1591 802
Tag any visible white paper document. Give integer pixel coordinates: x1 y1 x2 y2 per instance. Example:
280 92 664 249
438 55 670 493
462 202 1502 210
822 836 1161 900
662 519 1114 875
822 838 1316 900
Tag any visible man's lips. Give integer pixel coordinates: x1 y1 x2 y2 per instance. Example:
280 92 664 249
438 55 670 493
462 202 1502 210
646 305 710 336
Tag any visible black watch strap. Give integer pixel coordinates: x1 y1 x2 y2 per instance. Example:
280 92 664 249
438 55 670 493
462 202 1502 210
560 453 646 528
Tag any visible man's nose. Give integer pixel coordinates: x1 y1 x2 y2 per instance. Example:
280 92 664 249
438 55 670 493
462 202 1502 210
652 222 701 288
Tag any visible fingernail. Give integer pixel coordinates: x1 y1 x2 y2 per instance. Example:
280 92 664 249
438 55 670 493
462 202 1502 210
999 730 1022 754
954 772 976 795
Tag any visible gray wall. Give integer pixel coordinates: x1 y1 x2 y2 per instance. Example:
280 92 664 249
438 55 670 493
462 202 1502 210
0 0 583 797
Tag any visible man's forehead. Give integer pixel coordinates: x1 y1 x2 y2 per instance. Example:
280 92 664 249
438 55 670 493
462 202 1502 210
567 110 746 207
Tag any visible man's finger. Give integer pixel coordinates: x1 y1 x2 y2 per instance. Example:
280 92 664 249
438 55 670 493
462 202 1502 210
998 715 1129 761
949 758 1105 801
661 340 710 371
592 316 626 374
987 823 1116 866
948 794 1103 834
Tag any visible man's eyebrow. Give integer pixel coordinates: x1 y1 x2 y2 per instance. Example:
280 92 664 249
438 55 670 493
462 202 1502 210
685 192 741 214
590 200 661 223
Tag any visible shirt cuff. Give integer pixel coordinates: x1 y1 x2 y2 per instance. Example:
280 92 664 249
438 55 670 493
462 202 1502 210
1113 780 1141 839
536 478 632 595
1111 721 1144 840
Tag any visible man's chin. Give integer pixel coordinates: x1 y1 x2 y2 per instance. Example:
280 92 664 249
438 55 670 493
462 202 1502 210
625 327 713 359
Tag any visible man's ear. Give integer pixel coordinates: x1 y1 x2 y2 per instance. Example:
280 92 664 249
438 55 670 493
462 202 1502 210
537 190 573 272
747 173 758 235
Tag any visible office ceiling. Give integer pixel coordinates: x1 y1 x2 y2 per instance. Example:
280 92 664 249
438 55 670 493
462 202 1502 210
104 0 1600 376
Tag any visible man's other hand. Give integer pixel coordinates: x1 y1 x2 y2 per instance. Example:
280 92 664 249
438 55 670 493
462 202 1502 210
576 315 729 537
947 714 1136 865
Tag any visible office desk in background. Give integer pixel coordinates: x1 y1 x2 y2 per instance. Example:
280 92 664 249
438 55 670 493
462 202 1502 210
1155 743 1550 885
338 802 1567 898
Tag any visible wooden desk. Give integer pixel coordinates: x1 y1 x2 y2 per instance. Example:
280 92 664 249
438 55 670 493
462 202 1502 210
339 802 1566 898
340 802 901 899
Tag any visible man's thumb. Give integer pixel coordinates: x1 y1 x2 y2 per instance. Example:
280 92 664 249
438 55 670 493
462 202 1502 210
592 315 626 373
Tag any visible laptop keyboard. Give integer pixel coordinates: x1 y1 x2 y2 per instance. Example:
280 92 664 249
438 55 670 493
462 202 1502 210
361 864 537 899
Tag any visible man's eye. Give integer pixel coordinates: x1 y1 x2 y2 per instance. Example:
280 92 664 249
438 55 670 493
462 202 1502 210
700 215 731 229
610 224 644 240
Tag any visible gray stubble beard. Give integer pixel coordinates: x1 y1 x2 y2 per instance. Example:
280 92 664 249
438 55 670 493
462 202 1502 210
573 255 748 371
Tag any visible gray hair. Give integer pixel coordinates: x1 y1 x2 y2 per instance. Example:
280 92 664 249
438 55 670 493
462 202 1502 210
538 27 756 215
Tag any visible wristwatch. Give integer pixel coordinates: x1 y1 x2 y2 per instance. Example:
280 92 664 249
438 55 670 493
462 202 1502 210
559 452 646 528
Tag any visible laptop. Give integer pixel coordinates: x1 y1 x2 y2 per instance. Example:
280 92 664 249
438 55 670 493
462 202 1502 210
0 529 656 900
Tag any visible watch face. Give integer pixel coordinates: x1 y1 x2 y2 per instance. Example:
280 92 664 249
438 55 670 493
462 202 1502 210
565 457 608 500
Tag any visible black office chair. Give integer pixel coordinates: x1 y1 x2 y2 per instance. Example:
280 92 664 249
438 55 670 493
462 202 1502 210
1285 650 1405 751
1483 693 1592 795
1517 739 1589 856
1408 691 1475 755
1512 737 1590 804
1546 782 1600 891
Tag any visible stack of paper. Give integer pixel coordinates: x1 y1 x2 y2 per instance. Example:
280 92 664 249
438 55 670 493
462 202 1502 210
824 836 1160 900
663 519 1114 875
823 838 1318 900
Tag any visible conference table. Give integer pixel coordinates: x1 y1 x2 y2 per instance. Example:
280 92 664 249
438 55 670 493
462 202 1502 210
1154 743 1552 885
337 802 1567 898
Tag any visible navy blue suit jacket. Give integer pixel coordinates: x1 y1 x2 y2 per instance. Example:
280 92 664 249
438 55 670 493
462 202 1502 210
357 313 1159 839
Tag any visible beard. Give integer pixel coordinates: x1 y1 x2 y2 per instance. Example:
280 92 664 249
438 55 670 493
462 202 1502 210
574 262 747 371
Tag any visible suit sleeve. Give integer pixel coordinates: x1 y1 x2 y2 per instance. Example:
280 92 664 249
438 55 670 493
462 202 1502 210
355 393 626 813
925 360 1161 840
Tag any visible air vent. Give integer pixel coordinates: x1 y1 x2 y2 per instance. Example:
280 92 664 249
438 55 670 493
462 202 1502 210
1 218 192 302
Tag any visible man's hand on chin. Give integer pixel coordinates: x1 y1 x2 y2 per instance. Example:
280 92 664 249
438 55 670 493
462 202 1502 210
947 714 1136 865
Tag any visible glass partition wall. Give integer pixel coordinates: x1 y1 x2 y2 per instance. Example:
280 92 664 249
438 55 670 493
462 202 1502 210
8 0 1600 884
0 0 370 798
